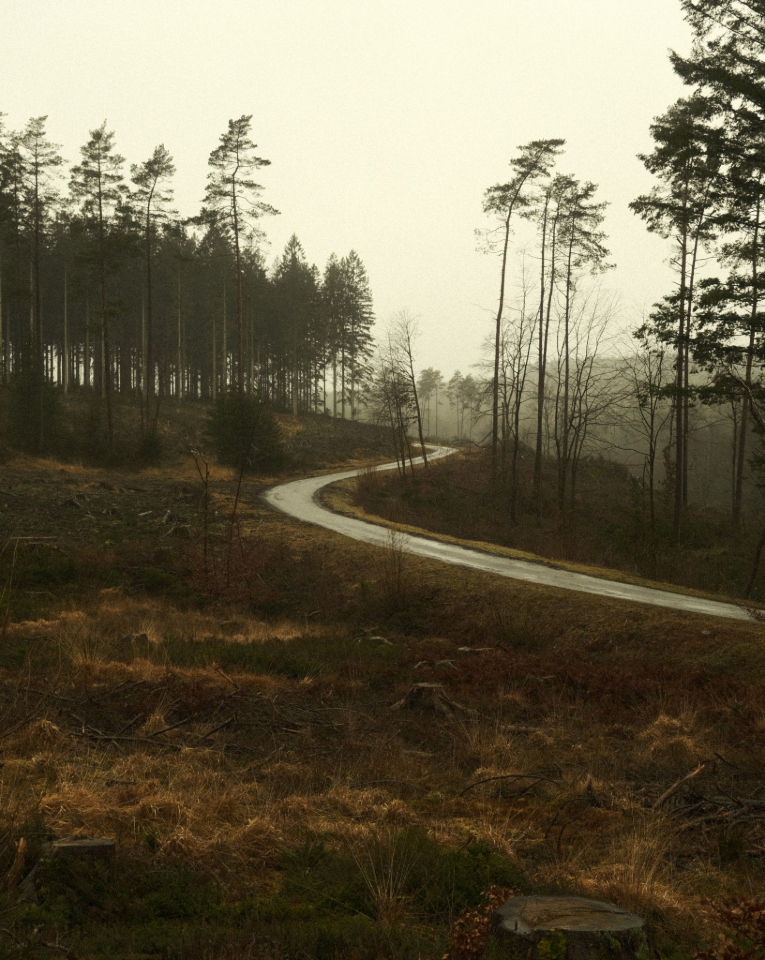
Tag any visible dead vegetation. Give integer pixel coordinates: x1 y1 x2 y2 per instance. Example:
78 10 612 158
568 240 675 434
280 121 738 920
0 421 764 957
0 588 763 958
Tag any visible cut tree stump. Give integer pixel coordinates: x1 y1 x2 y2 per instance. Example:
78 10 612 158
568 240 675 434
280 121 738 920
19 837 116 901
391 683 475 717
49 837 116 870
489 895 650 960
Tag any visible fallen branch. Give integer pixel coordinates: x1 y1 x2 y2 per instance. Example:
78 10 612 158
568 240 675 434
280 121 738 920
11 535 58 541
19 687 75 703
148 716 196 738
0 710 42 742
195 717 234 743
357 779 427 794
459 773 561 798
676 812 732 831
41 942 79 958
215 667 241 691
653 762 705 810
70 731 188 751
116 714 142 736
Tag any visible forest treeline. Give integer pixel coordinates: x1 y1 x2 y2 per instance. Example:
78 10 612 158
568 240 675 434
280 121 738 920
393 0 765 557
4 0 765 567
0 114 374 451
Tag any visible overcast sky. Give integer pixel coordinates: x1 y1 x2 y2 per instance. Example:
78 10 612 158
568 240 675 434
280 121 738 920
3 0 692 377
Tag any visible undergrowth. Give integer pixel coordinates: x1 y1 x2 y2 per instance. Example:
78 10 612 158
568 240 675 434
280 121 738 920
0 416 764 957
354 448 765 601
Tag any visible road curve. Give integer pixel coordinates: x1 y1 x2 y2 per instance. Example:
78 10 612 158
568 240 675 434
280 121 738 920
263 447 754 623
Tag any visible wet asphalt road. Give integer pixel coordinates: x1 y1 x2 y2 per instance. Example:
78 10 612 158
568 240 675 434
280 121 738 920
263 447 754 623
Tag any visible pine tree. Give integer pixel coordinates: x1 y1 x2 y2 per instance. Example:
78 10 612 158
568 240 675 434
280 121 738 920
203 116 277 394
131 144 176 424
273 236 318 414
340 250 374 418
482 139 565 477
669 0 765 526
321 253 346 416
69 121 126 449
631 94 724 538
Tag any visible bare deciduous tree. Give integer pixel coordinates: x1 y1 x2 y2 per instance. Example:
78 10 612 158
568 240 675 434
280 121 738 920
621 324 673 577
482 139 564 479
549 285 622 511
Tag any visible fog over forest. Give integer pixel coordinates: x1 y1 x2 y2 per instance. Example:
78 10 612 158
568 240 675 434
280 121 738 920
2 0 765 541
7 6 765 956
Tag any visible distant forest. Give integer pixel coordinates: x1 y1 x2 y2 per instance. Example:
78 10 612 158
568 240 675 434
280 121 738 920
447 1 765 546
6 0 765 558
0 113 375 449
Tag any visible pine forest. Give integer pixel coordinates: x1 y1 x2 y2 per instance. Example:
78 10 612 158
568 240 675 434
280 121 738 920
0 114 375 451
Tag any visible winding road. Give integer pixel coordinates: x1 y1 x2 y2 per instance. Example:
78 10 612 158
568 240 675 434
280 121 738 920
263 447 755 623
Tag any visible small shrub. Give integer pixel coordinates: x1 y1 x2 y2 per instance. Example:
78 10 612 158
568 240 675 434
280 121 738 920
696 898 765 960
133 566 178 593
444 886 516 960
2 545 79 589
277 830 525 926
3 370 63 454
138 428 162 462
378 529 409 609
207 391 284 472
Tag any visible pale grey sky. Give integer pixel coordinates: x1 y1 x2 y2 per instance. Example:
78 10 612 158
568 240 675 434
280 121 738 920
3 0 692 376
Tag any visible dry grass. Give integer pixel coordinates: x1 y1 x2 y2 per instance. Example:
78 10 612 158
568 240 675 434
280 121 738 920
1 428 765 956
0 589 763 951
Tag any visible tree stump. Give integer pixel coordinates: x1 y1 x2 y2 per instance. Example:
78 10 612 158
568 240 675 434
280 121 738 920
19 837 116 901
391 683 475 716
489 895 650 960
49 837 116 871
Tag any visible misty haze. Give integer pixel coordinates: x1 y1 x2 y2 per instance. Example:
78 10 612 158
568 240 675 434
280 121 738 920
1 1 765 958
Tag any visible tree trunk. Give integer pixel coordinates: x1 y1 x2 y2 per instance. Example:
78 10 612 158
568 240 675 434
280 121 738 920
84 297 90 389
672 192 689 546
145 209 154 411
407 352 428 466
492 207 512 479
341 343 346 418
558 230 575 512
0 255 4 385
212 300 217 401
62 270 69 395
734 189 761 527
222 280 227 392
534 204 558 511
177 269 183 400
492 896 649 960
745 518 765 598
98 186 114 449
33 173 44 453
231 183 244 395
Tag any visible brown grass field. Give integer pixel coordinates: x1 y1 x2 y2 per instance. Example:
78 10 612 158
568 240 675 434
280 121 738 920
0 407 764 959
